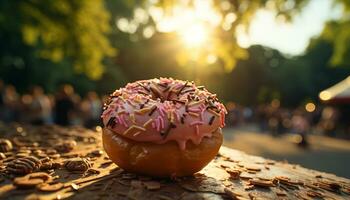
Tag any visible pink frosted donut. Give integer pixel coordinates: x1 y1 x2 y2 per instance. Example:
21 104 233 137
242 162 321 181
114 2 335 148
101 78 227 177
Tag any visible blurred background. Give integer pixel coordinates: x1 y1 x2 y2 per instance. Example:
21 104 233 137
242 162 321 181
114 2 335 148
0 0 350 178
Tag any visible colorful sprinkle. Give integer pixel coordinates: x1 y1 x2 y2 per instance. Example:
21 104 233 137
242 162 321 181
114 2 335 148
190 121 204 126
188 112 199 117
133 131 141 136
176 81 188 96
148 105 157 116
188 108 201 113
161 123 176 139
155 118 161 132
106 117 117 128
130 113 136 123
159 116 165 129
188 99 205 107
143 119 153 127
117 110 126 115
135 107 151 115
134 125 146 131
137 82 150 92
209 116 215 125
181 88 195 94
102 78 227 150
118 115 128 127
150 83 162 99
123 126 134 135
158 106 166 117
208 109 220 117
174 111 181 122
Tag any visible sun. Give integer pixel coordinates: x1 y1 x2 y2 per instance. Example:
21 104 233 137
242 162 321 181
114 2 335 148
179 23 208 48
150 0 220 49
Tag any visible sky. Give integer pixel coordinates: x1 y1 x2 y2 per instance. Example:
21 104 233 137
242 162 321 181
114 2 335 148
237 0 342 55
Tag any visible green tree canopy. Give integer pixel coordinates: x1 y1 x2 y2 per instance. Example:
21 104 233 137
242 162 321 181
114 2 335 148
308 0 350 68
1 0 350 106
111 0 309 72
0 0 115 80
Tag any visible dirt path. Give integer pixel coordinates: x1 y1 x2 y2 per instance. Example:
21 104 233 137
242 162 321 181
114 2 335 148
223 127 350 178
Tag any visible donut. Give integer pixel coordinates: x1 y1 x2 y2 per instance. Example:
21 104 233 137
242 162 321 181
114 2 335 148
101 78 227 177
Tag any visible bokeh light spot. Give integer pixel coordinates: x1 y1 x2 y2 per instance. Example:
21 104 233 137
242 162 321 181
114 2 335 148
305 102 316 112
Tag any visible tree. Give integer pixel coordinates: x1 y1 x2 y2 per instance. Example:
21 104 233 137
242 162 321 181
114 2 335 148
105 0 350 106
0 0 115 84
310 0 350 68
319 20 350 68
217 42 350 107
110 0 309 73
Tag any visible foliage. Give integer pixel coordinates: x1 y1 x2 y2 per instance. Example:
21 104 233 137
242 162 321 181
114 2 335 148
319 20 350 68
311 0 350 68
1 0 350 107
105 0 350 106
0 0 115 80
217 42 350 107
112 0 309 72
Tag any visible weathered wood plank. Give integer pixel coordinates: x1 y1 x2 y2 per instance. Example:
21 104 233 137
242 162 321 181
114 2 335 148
0 124 348 200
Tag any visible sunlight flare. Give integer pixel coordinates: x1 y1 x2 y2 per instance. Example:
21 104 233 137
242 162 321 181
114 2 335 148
179 23 208 48
149 0 220 49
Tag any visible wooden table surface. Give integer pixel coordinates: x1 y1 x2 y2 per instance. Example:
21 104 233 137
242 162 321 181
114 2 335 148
0 123 349 200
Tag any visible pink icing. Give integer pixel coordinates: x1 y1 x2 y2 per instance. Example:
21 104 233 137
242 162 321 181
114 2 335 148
101 78 227 150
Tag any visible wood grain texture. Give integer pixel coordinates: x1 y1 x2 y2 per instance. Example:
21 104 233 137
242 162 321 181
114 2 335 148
0 123 349 200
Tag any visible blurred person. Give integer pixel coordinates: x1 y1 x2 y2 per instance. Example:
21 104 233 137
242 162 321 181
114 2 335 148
268 117 279 136
69 95 83 126
310 105 322 127
242 107 253 123
29 86 52 125
0 80 4 120
82 91 102 128
338 105 350 137
291 111 310 148
256 105 268 132
318 106 339 136
19 93 33 123
225 102 238 127
2 85 19 122
280 108 292 132
54 84 75 126
231 105 242 126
